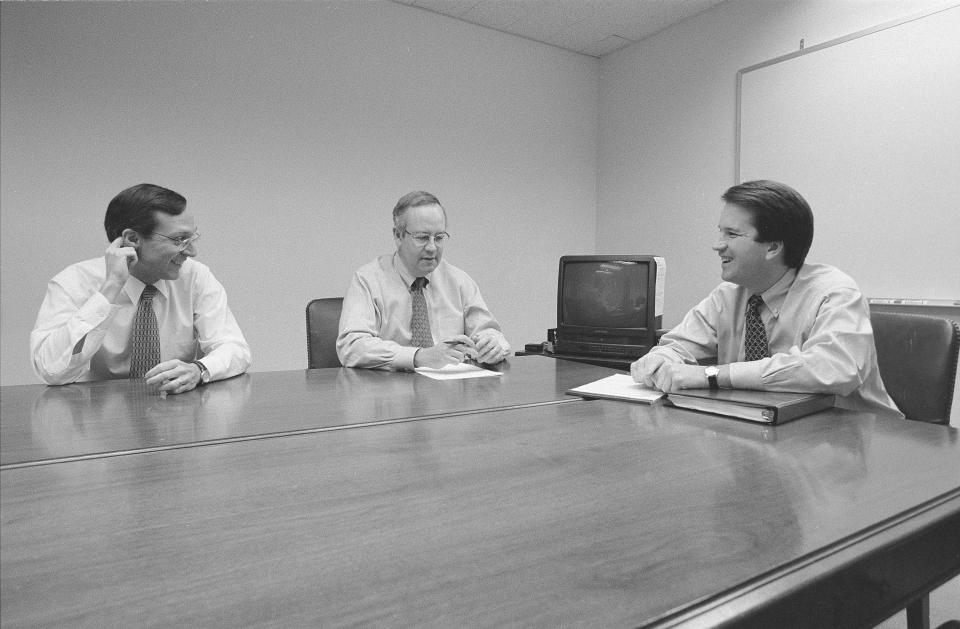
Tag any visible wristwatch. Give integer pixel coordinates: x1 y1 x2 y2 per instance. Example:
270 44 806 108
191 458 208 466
191 360 211 386
704 365 719 390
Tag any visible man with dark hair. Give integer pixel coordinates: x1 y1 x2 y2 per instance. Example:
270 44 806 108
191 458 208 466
31 183 251 393
631 180 900 416
337 190 510 370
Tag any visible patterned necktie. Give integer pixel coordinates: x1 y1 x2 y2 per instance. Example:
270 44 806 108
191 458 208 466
410 277 432 348
130 285 161 378
744 294 770 361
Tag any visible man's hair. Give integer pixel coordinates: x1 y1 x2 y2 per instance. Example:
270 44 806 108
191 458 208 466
392 191 446 235
104 183 187 241
721 179 814 269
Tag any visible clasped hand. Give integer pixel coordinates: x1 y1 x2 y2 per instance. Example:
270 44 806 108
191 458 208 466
631 353 707 392
145 360 203 395
414 332 509 369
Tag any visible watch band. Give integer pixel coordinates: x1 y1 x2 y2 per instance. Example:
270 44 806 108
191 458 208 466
705 366 719 390
191 360 210 385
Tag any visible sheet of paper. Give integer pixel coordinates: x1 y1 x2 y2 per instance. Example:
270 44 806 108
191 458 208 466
414 363 504 380
568 373 665 402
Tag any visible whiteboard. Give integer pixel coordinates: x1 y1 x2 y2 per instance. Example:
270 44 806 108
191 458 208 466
737 5 960 301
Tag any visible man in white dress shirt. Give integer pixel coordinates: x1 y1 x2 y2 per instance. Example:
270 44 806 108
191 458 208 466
31 183 251 394
631 180 900 416
337 190 510 370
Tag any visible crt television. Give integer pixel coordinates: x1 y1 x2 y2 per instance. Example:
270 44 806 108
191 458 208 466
554 255 665 359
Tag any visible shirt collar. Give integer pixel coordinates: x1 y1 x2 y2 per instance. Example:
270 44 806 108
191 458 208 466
758 268 797 318
123 275 170 303
392 252 435 290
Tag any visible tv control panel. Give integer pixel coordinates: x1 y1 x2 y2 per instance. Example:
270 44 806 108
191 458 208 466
553 340 650 358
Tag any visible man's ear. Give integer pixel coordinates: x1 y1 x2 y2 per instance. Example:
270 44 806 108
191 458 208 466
765 240 784 261
121 229 142 248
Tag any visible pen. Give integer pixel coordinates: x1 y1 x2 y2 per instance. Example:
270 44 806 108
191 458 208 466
444 340 480 363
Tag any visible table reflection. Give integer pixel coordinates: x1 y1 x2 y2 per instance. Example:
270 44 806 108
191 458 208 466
26 375 252 461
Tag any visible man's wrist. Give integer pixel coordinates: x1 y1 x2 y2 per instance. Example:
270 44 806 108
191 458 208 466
191 360 210 385
717 365 732 388
704 365 720 390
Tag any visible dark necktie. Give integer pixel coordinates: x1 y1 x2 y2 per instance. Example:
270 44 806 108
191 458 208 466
410 277 432 348
744 294 770 361
130 285 161 378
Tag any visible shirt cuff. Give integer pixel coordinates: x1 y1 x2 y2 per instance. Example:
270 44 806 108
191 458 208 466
394 346 420 371
79 290 116 324
728 360 766 390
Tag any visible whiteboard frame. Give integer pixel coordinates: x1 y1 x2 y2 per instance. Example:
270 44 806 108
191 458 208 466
734 3 959 183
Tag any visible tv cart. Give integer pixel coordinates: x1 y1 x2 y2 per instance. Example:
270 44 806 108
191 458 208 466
519 329 667 371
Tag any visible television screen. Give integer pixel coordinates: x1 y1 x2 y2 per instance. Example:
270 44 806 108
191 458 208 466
561 260 649 329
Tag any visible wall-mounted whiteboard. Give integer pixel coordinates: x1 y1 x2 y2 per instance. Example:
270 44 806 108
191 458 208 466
737 5 960 301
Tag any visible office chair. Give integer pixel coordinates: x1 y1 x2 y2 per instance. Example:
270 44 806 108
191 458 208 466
306 297 344 369
871 311 960 425
870 311 960 629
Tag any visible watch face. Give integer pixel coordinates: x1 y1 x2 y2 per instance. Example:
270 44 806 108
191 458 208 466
705 366 719 377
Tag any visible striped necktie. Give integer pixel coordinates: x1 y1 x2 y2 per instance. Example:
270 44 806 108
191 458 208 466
744 294 770 361
130 285 161 378
410 277 432 348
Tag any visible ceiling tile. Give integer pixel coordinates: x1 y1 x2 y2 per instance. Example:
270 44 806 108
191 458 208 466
390 0 726 57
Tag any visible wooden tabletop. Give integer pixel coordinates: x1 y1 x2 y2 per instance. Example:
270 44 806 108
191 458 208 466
2 398 958 628
1 356 617 467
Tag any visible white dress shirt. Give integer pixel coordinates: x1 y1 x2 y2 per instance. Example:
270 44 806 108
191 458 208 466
647 263 901 416
31 257 251 384
337 254 510 370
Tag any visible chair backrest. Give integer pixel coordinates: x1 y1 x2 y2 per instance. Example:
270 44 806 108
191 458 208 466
871 311 960 424
306 297 344 369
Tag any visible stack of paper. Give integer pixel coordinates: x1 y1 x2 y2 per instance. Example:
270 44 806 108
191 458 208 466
414 363 503 380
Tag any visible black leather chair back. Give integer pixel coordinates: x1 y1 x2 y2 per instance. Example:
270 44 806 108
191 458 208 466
871 312 960 424
306 297 344 369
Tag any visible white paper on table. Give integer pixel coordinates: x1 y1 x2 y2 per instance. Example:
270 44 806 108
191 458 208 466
567 373 665 403
414 363 504 380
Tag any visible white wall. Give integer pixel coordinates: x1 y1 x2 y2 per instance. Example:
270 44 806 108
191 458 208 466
597 0 959 425
0 1 599 385
598 0 954 324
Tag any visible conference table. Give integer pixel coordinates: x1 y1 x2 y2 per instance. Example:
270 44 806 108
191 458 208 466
2 356 958 628
0 357 613 468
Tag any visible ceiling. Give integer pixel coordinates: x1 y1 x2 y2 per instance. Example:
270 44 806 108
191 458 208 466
390 0 727 57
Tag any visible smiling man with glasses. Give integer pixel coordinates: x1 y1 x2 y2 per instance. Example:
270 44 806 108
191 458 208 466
31 183 251 392
337 190 510 370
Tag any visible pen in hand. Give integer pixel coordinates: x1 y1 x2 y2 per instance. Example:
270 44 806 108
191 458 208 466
443 339 479 363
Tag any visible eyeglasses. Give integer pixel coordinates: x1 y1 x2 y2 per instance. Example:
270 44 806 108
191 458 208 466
151 231 201 251
403 229 450 247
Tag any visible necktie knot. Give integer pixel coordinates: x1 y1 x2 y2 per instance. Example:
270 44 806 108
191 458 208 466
411 277 429 292
747 294 763 313
141 284 158 302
